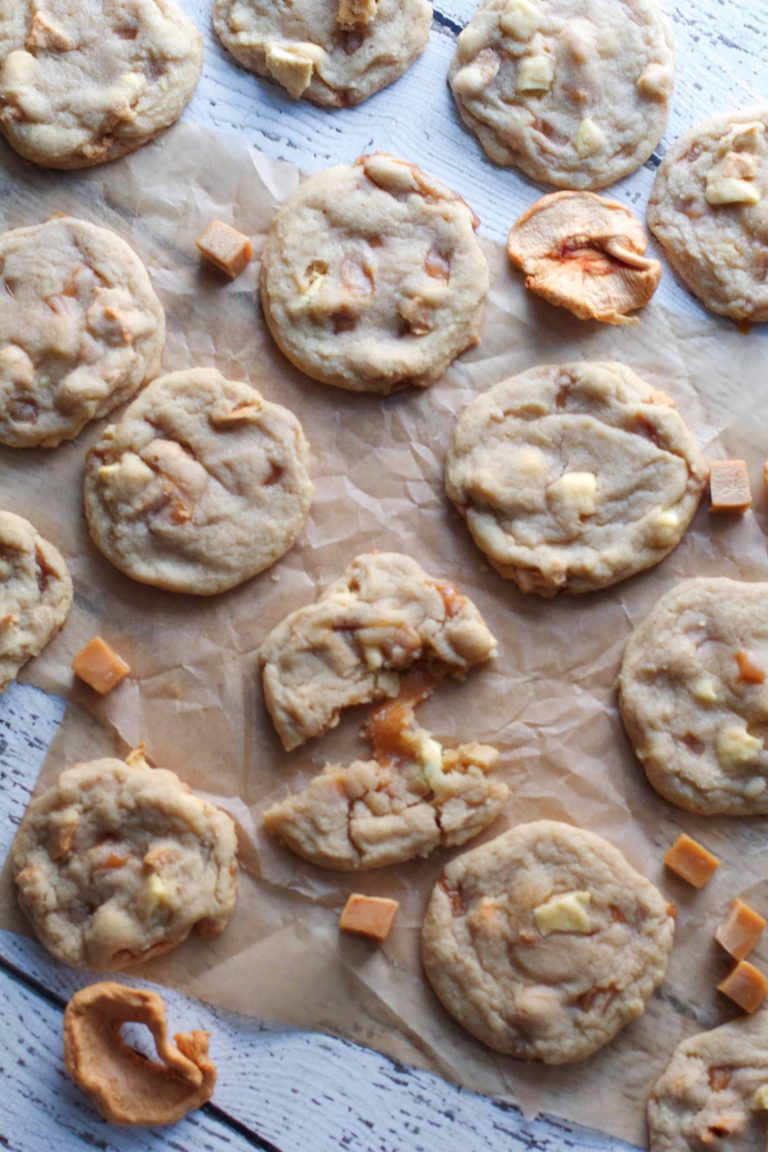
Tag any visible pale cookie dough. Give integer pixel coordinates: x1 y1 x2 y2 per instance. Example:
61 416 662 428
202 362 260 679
648 1011 768 1152
259 552 498 750
13 749 239 969
449 0 674 189
0 216 165 448
260 154 489 394
264 682 507 869
619 579 768 816
647 107 768 322
445 362 705 596
213 0 432 107
83 368 314 595
0 510 72 691
422 820 674 1063
0 0 202 169
64 982 216 1126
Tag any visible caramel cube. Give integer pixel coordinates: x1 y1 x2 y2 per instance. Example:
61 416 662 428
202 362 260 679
716 898 767 960
339 894 399 942
195 220 253 279
735 650 766 684
663 833 721 888
71 636 130 695
718 960 768 1014
709 460 752 514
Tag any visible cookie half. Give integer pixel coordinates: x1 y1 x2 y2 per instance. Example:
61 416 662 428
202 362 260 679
445 361 705 596
213 0 432 107
13 749 238 969
648 107 768 322
619 578 768 815
0 0 202 169
648 1012 768 1152
449 0 674 189
0 216 165 448
0 510 72 691
422 820 674 1063
260 154 489 394
84 368 314 595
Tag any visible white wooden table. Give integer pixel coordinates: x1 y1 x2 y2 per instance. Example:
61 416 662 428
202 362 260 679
1 0 766 1148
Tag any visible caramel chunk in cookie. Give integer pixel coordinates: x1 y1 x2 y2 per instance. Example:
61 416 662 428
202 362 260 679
64 982 216 1126
508 192 661 325
259 552 497 750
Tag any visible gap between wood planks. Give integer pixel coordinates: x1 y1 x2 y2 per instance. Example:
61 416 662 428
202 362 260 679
0 953 280 1152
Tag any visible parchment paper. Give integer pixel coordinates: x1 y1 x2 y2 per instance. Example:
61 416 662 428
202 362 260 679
2 123 768 1146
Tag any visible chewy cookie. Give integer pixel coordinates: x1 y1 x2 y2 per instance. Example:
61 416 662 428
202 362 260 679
0 0 202 169
647 107 768 322
445 361 705 596
619 579 768 816
0 511 72 691
0 216 165 448
13 749 239 969
259 552 497 750
648 1012 768 1152
260 154 489 394
213 0 432 107
449 0 674 189
84 368 314 595
264 681 507 869
422 820 674 1063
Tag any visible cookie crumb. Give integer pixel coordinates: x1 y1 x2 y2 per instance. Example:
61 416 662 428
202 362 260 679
663 833 720 888
340 894 399 941
71 636 130 695
196 220 253 279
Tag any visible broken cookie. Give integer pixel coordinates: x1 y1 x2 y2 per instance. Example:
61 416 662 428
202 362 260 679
507 192 662 325
64 982 216 1126
259 552 497 750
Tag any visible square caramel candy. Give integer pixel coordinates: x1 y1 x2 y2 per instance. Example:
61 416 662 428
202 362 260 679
709 460 752 514
716 898 767 960
663 833 720 888
339 894 399 942
196 220 253 279
718 959 768 1014
71 636 130 695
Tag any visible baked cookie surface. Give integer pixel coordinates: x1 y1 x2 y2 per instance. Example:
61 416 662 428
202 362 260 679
449 0 674 189
0 0 202 169
259 552 497 750
422 820 674 1063
445 362 705 596
13 750 239 969
647 107 768 322
213 0 432 107
0 510 72 691
84 368 314 595
260 154 489 394
648 1012 768 1152
619 579 768 815
0 216 165 448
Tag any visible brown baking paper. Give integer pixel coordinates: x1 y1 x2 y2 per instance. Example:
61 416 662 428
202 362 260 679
2 123 768 1145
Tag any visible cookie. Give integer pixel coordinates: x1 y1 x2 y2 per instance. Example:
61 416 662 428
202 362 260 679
449 0 674 189
648 1012 768 1152
422 820 674 1063
13 748 238 969
647 107 768 322
64 982 217 1126
259 552 498 750
445 361 705 596
83 368 314 595
619 578 768 816
213 0 432 107
0 510 72 691
507 191 662 324
264 679 507 869
0 216 165 448
260 153 489 394
0 0 202 169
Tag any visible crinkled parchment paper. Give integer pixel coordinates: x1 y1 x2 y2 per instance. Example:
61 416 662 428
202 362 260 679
2 123 768 1145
